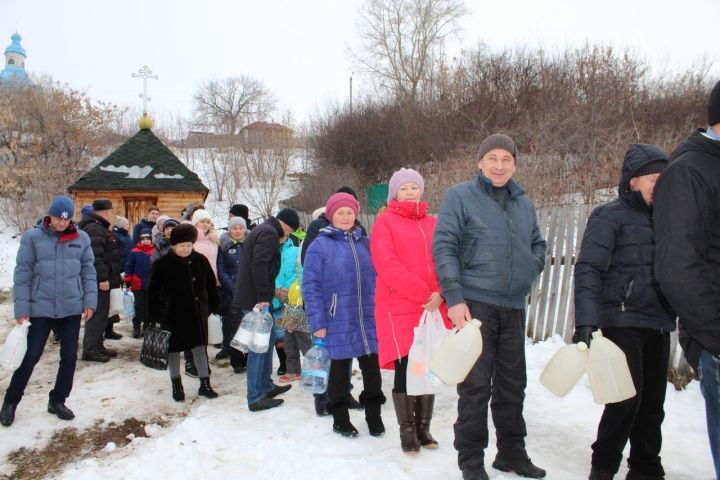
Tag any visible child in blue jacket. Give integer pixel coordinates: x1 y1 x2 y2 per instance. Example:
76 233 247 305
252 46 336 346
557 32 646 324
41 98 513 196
124 231 154 338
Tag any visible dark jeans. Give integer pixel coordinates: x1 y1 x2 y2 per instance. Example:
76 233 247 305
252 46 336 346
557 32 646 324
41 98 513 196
4 315 81 406
132 290 148 329
83 289 109 354
455 300 527 473
327 354 384 414
592 327 670 476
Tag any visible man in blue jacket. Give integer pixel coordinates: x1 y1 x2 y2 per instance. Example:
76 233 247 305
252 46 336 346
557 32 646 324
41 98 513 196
433 134 547 480
1 196 97 427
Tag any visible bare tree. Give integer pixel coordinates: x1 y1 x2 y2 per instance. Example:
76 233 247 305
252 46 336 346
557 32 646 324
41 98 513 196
0 79 119 230
192 76 275 134
351 0 468 102
235 147 295 217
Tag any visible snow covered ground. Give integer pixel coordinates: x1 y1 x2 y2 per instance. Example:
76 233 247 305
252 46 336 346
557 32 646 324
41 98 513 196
0 222 715 480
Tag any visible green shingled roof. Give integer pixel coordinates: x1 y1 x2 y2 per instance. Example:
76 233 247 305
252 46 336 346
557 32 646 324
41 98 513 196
68 128 209 193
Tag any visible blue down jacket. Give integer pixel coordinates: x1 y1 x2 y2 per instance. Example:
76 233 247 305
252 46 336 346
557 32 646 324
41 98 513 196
433 173 546 309
217 235 243 313
14 219 97 319
302 225 378 360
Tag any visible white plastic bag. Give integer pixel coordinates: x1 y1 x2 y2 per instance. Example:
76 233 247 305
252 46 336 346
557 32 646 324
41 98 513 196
109 288 123 317
1 321 31 371
122 288 135 320
207 314 223 345
407 310 449 395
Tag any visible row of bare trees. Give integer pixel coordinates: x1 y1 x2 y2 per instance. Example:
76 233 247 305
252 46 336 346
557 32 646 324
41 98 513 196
303 41 712 211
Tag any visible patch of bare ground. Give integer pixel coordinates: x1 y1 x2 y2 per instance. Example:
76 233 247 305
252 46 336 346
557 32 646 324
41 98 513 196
2 415 180 480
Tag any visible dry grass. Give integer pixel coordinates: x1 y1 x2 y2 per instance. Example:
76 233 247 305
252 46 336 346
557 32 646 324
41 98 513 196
2 416 176 480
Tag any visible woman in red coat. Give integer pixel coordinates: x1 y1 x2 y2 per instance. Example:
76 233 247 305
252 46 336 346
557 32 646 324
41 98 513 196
371 168 451 453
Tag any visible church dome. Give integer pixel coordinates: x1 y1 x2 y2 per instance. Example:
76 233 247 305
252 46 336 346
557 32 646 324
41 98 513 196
4 33 26 57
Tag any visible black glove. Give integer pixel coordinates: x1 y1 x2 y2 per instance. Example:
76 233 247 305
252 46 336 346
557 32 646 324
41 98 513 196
572 325 597 346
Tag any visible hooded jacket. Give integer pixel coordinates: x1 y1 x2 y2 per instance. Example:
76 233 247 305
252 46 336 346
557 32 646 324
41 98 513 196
432 173 546 309
654 129 720 368
371 199 451 369
78 212 122 288
575 144 676 332
13 219 97 319
303 225 378 360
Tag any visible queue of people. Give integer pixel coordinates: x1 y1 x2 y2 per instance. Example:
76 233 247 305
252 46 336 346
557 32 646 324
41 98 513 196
2 79 720 480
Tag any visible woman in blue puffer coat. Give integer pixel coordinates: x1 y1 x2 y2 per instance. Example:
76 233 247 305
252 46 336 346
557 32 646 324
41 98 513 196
216 216 247 371
303 192 385 439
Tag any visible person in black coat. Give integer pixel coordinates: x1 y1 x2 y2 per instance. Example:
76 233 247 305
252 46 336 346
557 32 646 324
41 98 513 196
230 208 299 411
573 144 676 480
78 198 123 362
147 224 220 402
654 80 720 480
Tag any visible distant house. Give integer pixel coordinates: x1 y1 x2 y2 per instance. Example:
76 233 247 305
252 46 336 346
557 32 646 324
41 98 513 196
182 121 298 149
68 115 209 226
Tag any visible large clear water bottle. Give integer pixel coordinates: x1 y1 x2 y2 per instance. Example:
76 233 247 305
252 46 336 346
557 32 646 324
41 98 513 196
230 308 259 353
300 338 331 394
249 307 273 353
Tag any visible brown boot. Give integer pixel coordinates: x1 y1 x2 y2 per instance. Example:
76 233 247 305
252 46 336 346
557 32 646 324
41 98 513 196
392 392 420 452
415 394 439 449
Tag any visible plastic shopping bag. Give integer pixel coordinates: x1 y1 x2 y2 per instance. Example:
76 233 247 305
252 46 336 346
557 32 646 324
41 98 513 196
122 288 135 320
109 288 123 317
407 310 449 395
1 321 31 371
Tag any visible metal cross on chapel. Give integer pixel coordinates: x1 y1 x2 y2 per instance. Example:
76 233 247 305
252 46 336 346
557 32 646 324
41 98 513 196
131 65 159 113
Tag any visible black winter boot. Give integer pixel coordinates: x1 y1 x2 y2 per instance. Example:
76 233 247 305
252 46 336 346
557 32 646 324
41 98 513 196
392 392 420 452
365 400 385 437
492 454 546 478
198 377 218 399
0 401 16 427
415 394 439 449
331 406 358 437
171 378 185 402
589 467 614 480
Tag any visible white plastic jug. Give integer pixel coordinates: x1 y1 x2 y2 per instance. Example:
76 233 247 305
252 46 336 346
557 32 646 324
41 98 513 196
207 314 223 345
430 318 483 385
250 307 273 353
540 342 588 397
586 331 636 404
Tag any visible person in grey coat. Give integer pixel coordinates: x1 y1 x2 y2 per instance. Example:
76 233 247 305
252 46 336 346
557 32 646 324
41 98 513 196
0 196 97 427
432 134 547 480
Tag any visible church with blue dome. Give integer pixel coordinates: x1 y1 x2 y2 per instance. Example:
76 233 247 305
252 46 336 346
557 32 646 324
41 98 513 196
0 32 30 85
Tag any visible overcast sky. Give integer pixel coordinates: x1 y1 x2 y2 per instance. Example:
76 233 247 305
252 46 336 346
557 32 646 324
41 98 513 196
2 0 718 128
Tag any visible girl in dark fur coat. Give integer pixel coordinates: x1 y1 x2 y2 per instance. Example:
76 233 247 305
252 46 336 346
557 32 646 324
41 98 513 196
148 224 220 402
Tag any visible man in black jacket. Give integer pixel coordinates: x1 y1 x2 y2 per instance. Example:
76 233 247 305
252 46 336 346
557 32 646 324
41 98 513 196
574 144 676 480
231 208 300 411
654 80 720 480
78 198 123 363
